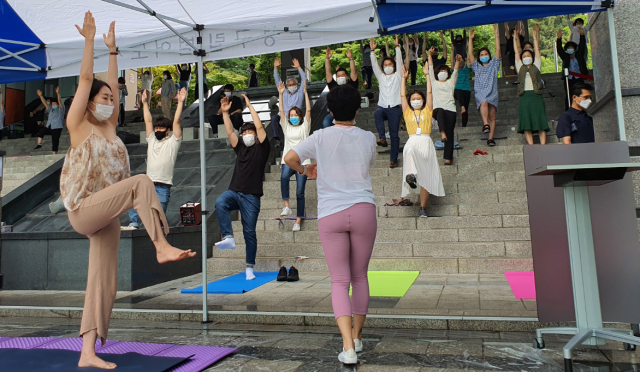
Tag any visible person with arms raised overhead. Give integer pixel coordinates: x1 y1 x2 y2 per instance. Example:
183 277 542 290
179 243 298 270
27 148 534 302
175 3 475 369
556 82 595 144
271 56 306 149
175 63 191 106
404 33 420 86
557 27 588 110
34 86 64 154
567 15 589 61
62 12 195 369
323 46 359 128
214 94 270 281
422 31 448 68
468 25 501 147
360 40 373 89
452 35 472 128
370 35 404 168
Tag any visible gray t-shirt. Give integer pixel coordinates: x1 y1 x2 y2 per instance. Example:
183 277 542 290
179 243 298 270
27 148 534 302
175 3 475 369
46 106 65 130
161 80 176 98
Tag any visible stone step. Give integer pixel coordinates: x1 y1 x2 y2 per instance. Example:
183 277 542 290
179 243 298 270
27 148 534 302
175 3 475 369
2 172 37 181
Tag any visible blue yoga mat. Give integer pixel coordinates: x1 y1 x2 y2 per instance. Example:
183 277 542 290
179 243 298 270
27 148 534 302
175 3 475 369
181 271 278 294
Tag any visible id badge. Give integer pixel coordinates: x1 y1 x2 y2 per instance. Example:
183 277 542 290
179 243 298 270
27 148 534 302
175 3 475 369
416 127 422 135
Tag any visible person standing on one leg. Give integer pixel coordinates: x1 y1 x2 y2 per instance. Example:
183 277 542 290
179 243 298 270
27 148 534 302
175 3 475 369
161 70 176 119
123 88 185 230
404 33 419 86
214 95 270 281
117 77 127 127
422 30 448 69
64 13 195 369
34 87 64 155
285 85 377 366
175 63 191 106
323 46 359 128
360 40 373 89
468 25 501 147
452 36 472 128
370 35 404 168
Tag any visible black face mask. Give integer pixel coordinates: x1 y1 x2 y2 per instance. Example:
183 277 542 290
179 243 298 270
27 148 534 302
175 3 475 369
155 130 167 140
455 39 463 44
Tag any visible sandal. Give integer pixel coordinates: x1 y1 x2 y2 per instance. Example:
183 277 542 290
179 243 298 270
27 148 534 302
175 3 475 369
487 139 496 147
482 125 490 134
444 160 452 166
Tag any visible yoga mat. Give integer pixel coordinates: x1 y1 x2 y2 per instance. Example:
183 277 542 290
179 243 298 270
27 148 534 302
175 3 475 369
505 271 537 299
350 271 420 297
181 271 278 294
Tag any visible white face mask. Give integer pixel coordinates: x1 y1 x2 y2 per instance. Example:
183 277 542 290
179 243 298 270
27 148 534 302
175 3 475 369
522 57 533 66
383 66 394 75
437 72 448 81
287 86 298 94
336 77 347 85
90 103 114 122
410 100 423 109
579 98 592 109
224 92 232 98
242 134 256 147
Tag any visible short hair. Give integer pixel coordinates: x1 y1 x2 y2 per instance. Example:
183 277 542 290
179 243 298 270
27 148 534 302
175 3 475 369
288 106 304 121
118 77 125 84
409 90 426 109
564 41 578 51
240 122 256 135
153 117 172 130
223 84 234 91
523 40 534 49
477 47 492 61
336 67 348 75
88 79 112 102
573 17 585 26
162 70 172 79
249 63 255 68
326 85 361 121
381 57 396 72
286 77 298 85
571 82 593 99
435 64 452 77
49 98 59 105
520 50 534 60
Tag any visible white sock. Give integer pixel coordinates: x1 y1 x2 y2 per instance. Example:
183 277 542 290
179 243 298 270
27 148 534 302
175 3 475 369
214 237 236 250
246 267 256 280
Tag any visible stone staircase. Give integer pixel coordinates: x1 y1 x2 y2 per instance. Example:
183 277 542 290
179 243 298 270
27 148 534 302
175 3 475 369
208 73 568 275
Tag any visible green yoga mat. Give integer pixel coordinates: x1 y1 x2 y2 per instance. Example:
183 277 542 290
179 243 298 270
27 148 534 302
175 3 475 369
350 271 420 297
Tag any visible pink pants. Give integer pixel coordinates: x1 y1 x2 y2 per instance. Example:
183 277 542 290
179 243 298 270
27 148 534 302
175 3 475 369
318 203 377 319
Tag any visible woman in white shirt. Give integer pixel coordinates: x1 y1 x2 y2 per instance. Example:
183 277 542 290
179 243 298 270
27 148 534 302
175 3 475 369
426 48 462 165
285 85 377 366
567 15 589 61
278 81 311 232
515 24 549 145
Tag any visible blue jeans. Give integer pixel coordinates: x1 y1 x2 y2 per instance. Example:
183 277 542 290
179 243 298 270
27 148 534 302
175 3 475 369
374 106 402 162
215 190 261 266
128 184 171 227
322 114 334 128
179 80 189 106
281 164 307 218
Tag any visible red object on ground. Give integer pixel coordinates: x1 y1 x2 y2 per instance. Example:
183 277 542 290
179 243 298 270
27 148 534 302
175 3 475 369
505 271 536 299
473 149 488 155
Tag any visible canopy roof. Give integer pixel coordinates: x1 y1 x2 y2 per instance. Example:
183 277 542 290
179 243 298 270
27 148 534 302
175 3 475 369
1 0 609 83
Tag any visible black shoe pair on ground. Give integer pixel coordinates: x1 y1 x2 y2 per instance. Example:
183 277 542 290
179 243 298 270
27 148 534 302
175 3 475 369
277 266 299 282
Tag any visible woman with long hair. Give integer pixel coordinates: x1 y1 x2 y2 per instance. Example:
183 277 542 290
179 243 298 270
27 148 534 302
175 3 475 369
62 12 195 369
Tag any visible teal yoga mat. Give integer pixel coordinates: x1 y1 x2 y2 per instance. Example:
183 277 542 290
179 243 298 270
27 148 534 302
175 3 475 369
181 271 278 294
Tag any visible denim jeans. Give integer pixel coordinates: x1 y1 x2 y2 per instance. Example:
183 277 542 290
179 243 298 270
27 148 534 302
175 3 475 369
322 113 334 128
128 184 171 227
215 190 261 266
179 80 189 106
280 164 307 218
374 106 402 162
270 113 283 139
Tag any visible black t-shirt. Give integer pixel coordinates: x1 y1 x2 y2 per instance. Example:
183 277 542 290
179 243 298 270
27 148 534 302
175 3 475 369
228 136 271 196
556 108 595 144
178 65 191 81
327 77 359 91
219 96 243 116
433 56 447 68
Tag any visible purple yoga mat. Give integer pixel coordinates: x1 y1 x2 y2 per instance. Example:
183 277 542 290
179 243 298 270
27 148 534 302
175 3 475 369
1 337 236 372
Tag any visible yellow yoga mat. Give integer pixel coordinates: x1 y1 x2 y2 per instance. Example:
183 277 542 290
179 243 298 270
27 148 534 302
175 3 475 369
350 271 420 297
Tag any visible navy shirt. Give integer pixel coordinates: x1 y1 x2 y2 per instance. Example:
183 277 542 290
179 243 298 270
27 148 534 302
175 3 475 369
556 108 595 144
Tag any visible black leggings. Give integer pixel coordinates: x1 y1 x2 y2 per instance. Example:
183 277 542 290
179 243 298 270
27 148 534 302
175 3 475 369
409 60 418 86
454 89 471 127
433 108 456 161
38 127 63 152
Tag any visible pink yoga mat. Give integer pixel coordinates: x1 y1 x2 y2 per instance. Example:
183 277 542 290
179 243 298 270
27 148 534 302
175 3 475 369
504 272 537 299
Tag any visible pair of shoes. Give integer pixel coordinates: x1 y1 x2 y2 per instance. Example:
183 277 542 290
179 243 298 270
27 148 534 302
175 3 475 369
405 174 417 189
292 223 301 232
277 266 299 282
338 348 357 365
280 207 292 216
120 225 138 231
389 161 397 169
419 207 428 218
34 144 42 150
377 138 388 147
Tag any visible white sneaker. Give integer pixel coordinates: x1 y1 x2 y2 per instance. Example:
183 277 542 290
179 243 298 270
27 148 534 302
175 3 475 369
292 223 301 232
214 236 236 250
280 207 292 216
354 339 363 352
120 225 138 231
338 348 357 365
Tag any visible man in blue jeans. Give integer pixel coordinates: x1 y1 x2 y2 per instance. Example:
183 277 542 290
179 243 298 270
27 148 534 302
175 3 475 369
214 94 270 280
122 88 185 230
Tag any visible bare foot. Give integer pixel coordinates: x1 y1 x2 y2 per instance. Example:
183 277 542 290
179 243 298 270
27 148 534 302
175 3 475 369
156 243 197 264
78 354 117 369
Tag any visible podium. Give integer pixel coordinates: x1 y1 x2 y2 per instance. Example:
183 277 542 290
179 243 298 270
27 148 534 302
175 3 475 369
529 162 640 372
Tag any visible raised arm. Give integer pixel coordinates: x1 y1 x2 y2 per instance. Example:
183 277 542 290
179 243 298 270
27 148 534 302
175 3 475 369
577 27 586 55
172 87 185 139
403 34 410 72
346 47 358 82
514 28 522 61
104 21 119 129
273 57 282 85
504 22 511 39
556 29 568 59
422 32 427 61
220 97 238 148
277 82 286 126
467 29 475 65
369 38 383 78
142 90 153 138
67 11 97 131
439 31 447 64
493 24 501 60
567 15 574 30
0 87 3 110
385 38 390 58
325 47 333 83
242 94 266 143
292 58 306 82
533 24 541 60
55 86 62 111
426 47 436 84
36 89 49 110
303 81 311 124
426 69 433 111
394 35 403 76
400 66 409 112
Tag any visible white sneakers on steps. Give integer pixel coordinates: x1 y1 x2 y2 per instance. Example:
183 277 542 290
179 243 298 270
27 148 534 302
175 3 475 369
354 339 363 352
338 348 357 364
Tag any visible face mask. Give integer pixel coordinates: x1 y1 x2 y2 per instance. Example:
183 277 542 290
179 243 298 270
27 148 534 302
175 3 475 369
287 86 298 94
155 130 167 140
224 92 232 98
336 77 347 85
579 98 592 109
90 103 114 122
455 39 463 44
480 56 490 63
408 42 414 46
144 74 149 78
410 100 423 109
576 24 584 29
437 72 448 81
566 48 575 55
51 105 58 110
242 134 255 147
522 57 533 66
163 75 168 80
289 117 300 126
181 64 187 69
384 66 394 75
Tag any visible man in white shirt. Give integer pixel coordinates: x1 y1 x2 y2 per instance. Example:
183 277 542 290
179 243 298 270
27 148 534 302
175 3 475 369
122 88 185 230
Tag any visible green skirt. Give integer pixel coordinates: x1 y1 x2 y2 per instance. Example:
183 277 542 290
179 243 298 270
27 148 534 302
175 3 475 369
517 91 549 133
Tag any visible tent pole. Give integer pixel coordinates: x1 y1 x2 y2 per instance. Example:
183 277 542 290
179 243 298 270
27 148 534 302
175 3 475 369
197 53 209 322
607 6 625 142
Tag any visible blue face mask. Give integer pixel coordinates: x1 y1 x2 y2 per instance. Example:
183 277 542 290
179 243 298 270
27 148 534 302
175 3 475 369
479 56 490 64
51 105 58 110
566 48 575 55
289 117 300 126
